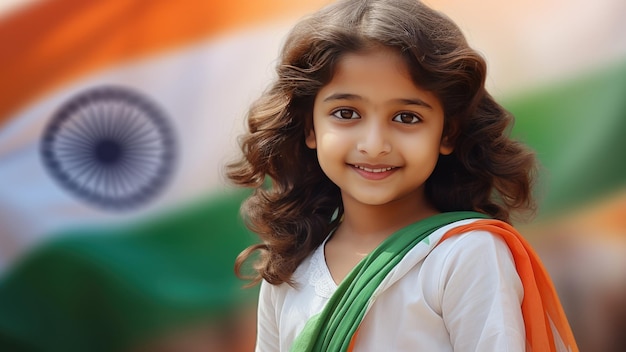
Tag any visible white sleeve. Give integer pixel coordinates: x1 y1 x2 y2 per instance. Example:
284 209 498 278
255 279 280 352
438 230 526 351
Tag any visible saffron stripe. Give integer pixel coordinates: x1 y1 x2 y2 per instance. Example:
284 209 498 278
0 0 330 127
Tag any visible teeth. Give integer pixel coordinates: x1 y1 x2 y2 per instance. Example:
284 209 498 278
356 165 394 173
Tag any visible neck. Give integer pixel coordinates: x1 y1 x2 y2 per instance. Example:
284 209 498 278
338 193 439 243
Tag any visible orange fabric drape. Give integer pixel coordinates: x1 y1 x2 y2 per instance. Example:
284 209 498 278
440 219 579 352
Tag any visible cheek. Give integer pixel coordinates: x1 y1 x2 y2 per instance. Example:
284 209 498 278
316 129 346 150
400 136 443 167
315 133 348 166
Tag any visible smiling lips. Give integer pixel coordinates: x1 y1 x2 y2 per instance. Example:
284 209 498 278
351 164 397 180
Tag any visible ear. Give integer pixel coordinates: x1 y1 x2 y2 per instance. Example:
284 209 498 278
439 135 454 155
305 128 317 149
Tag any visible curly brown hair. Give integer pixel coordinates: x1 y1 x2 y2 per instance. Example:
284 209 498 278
227 0 536 286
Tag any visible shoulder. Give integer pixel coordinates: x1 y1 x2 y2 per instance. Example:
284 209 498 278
441 228 519 280
422 228 522 304
260 242 326 299
431 228 515 269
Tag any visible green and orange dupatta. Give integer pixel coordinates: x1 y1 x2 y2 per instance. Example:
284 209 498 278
291 212 578 352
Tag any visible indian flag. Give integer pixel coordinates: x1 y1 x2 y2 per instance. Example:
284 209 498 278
0 1 330 351
0 0 331 271
0 0 625 351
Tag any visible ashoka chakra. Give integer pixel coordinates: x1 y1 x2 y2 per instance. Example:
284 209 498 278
41 86 177 209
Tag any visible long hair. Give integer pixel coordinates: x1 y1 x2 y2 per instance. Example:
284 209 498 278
227 0 536 286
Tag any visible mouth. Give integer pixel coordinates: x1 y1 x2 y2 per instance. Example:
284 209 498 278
353 165 396 173
349 164 398 180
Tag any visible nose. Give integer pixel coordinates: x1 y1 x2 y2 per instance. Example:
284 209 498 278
356 120 391 156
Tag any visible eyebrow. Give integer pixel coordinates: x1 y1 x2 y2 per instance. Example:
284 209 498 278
322 93 433 109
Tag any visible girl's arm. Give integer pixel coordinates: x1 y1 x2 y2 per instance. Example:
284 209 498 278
438 230 526 351
255 280 280 352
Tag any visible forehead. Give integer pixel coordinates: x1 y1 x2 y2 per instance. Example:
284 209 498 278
318 48 441 109
332 48 409 81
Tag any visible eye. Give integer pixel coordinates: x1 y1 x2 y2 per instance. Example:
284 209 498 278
392 112 421 124
332 109 360 120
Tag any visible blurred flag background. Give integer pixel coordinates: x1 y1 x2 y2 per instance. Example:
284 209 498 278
0 0 624 351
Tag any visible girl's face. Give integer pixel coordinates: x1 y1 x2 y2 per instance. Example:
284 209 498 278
306 47 453 210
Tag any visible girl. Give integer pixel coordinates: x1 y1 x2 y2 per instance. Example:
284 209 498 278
227 0 578 351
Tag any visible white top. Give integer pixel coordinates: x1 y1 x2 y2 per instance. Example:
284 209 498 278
255 219 526 351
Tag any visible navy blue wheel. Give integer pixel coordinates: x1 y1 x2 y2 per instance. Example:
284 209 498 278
41 86 177 210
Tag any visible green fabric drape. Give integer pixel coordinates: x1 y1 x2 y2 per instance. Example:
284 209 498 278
291 211 489 352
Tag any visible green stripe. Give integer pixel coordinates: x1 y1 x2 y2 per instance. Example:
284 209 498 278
0 190 257 352
506 59 626 218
